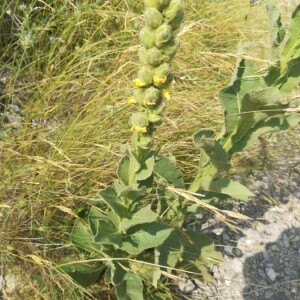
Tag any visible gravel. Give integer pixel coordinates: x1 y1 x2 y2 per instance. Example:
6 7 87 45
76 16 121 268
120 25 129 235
178 128 300 299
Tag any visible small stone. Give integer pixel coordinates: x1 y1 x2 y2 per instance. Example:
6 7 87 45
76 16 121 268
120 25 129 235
258 268 267 279
265 268 277 281
265 290 274 299
231 260 243 273
222 233 230 241
234 248 243 257
212 227 224 236
263 250 270 260
224 246 233 256
178 279 196 294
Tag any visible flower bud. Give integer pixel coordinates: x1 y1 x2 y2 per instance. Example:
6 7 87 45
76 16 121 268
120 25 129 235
130 112 149 129
163 0 182 21
160 38 179 59
139 26 156 49
155 23 173 48
168 7 184 29
145 8 164 29
146 47 167 66
148 113 163 123
154 62 170 78
137 66 154 86
144 87 161 105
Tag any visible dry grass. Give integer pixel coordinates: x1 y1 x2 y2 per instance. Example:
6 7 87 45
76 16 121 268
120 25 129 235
0 0 294 298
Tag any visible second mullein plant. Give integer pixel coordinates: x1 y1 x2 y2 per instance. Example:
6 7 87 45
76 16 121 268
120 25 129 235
63 1 223 299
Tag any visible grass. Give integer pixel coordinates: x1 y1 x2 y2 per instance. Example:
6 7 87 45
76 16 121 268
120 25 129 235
0 0 296 298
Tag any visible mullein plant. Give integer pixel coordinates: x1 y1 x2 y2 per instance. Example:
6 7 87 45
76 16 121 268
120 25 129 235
62 1 223 299
63 1 300 299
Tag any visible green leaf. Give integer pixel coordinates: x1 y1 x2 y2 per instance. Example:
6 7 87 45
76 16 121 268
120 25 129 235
209 178 254 201
98 186 127 218
200 139 230 172
230 113 300 153
120 204 158 232
136 154 155 181
193 129 215 148
59 263 105 288
105 261 128 286
88 207 121 246
154 155 184 188
281 4 300 70
219 59 264 136
125 273 144 300
266 1 285 60
118 184 148 202
71 219 99 253
121 222 173 255
158 231 183 269
232 87 289 143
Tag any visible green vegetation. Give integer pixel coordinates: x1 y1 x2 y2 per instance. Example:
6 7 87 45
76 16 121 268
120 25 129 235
0 0 299 299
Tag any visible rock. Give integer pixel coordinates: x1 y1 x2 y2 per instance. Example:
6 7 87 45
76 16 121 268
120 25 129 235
212 227 224 236
224 246 233 256
178 279 196 294
265 268 277 281
265 290 274 299
234 248 243 257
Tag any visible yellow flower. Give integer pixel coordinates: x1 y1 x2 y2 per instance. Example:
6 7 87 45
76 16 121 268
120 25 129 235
143 100 156 106
162 88 171 100
127 96 137 104
153 75 167 86
133 78 147 87
130 126 147 133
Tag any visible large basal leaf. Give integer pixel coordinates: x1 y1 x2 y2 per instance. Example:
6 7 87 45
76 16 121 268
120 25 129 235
154 155 185 188
267 1 285 60
125 273 144 300
209 178 254 201
280 4 300 72
273 4 300 91
136 154 155 182
230 113 300 153
105 261 128 286
98 186 127 218
158 231 183 269
232 87 289 143
71 219 99 253
178 230 223 283
119 204 158 232
88 207 121 246
117 184 148 202
193 129 215 147
117 154 141 185
200 138 230 172
219 59 264 136
121 222 173 255
59 263 105 288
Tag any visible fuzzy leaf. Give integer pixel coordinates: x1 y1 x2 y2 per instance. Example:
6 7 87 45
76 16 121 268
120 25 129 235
126 273 144 300
232 87 289 143
88 207 121 246
98 186 127 218
230 113 300 153
136 154 155 181
154 155 184 188
193 129 215 148
119 204 158 232
209 178 254 201
121 222 173 255
60 263 105 288
267 2 285 59
201 139 230 172
219 59 264 136
71 219 100 253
